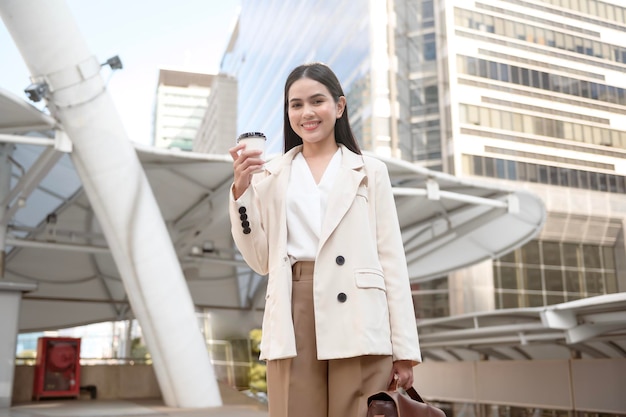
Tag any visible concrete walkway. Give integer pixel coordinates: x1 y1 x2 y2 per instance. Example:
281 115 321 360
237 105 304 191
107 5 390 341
2 384 268 417
1 399 268 417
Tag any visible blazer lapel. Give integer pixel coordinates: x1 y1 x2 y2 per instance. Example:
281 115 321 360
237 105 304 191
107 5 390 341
318 146 365 251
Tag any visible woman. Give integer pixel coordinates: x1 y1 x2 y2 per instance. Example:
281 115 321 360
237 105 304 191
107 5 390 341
229 63 421 417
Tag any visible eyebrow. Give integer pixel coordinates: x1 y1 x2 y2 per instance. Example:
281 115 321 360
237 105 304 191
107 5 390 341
289 93 327 103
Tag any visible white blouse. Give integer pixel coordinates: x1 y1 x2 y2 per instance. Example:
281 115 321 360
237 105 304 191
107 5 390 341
286 148 341 264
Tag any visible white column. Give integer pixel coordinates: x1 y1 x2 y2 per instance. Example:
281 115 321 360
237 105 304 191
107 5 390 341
0 0 221 407
0 143 10 276
0 282 37 409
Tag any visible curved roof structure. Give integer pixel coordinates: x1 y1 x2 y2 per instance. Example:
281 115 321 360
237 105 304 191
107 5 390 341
0 87 56 133
1 88 546 332
417 292 626 361
376 154 545 282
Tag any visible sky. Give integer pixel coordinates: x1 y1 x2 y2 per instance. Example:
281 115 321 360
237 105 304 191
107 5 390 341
0 0 240 146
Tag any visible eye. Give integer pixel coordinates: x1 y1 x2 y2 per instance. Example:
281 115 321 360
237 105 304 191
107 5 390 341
290 102 302 109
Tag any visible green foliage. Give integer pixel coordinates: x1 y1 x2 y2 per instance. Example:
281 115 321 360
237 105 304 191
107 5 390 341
16 349 37 365
130 337 151 363
249 328 262 354
248 328 266 393
249 362 267 392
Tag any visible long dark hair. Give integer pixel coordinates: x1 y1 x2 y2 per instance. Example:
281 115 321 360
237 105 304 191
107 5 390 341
283 63 361 154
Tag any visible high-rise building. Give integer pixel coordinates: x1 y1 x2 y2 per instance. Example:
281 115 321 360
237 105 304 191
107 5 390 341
153 69 214 151
218 1 626 414
193 74 238 154
442 0 626 316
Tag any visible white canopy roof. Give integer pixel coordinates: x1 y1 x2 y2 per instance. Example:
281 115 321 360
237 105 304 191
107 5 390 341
1 88 546 332
376 154 545 282
417 292 626 360
0 87 56 133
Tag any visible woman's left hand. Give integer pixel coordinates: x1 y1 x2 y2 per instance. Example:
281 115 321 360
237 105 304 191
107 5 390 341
388 360 414 390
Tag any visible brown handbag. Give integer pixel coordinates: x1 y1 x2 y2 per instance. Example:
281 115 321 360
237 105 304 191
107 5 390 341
366 386 446 417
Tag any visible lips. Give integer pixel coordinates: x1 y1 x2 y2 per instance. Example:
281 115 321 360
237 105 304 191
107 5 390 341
302 121 320 130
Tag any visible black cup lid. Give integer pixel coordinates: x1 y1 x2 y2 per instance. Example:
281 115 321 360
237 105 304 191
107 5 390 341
237 132 266 142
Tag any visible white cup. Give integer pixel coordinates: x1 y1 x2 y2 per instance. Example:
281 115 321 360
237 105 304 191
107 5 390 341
237 132 266 174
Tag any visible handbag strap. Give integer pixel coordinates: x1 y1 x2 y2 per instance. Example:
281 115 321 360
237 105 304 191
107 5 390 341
406 387 425 403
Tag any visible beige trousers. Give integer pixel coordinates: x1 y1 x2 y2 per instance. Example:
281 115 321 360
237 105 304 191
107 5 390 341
266 261 392 417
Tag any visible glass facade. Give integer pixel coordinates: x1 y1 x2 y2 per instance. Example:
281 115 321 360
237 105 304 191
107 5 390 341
455 6 626 65
458 56 626 107
395 0 442 167
493 240 618 308
411 278 450 319
458 102 626 148
463 154 626 194
220 0 371 155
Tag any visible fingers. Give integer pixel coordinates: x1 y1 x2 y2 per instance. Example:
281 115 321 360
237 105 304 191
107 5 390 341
392 373 412 389
230 144 263 173
228 144 244 161
229 144 263 167
401 373 414 390
390 361 415 390
229 143 264 200
230 143 258 158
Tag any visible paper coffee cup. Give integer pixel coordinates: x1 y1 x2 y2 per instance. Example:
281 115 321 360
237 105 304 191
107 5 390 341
237 132 266 173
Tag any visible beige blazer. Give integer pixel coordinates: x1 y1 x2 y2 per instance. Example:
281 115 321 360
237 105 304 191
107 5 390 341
229 144 421 364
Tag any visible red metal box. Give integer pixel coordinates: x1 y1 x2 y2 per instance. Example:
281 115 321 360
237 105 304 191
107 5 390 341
32 337 81 400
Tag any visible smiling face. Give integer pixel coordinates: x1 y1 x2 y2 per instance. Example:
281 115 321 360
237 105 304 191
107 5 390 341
287 77 346 149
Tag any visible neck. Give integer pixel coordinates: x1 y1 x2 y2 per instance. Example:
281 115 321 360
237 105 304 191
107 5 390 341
302 142 339 159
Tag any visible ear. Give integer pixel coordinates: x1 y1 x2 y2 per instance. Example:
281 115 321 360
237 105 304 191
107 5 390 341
336 96 346 118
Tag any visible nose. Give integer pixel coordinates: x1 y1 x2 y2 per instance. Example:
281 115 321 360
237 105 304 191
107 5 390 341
303 103 315 117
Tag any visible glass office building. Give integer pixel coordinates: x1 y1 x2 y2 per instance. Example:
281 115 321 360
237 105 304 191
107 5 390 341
220 1 396 156
219 0 625 318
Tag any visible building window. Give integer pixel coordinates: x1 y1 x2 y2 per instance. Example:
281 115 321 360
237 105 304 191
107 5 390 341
494 240 618 308
455 7 626 63
536 0 626 26
423 33 436 61
458 55 626 107
462 154 626 195
412 277 449 319
458 102 626 150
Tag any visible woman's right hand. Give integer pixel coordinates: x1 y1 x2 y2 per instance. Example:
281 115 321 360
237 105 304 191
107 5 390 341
229 143 264 200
